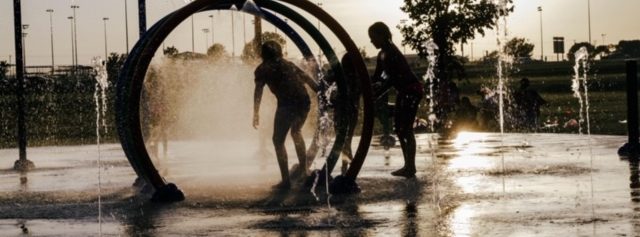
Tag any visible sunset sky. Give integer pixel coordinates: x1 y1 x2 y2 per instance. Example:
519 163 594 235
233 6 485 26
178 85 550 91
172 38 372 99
1 0 638 65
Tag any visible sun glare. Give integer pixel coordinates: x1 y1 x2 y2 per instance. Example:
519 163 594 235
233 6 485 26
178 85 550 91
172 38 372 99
449 132 494 170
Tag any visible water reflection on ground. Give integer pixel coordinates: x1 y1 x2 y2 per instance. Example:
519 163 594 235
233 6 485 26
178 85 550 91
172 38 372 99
0 132 639 236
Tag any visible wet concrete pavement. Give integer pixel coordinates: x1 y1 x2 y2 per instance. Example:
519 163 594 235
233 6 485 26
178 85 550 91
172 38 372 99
1 132 639 236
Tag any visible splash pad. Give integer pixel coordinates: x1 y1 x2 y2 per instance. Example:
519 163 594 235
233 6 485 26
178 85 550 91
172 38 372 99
116 0 374 202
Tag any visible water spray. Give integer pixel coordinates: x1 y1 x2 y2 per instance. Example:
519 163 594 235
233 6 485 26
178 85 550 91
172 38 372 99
572 47 590 135
423 40 438 131
92 57 109 236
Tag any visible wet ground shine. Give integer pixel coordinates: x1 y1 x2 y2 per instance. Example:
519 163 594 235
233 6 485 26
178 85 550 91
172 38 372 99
1 132 639 236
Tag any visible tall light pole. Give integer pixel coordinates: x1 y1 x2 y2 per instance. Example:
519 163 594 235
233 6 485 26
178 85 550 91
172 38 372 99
71 5 79 67
202 28 209 52
103 17 109 60
601 33 606 46
209 14 215 43
587 0 592 44
191 16 195 52
22 24 28 69
68 16 75 66
22 33 27 65
46 9 55 72
231 11 236 57
13 0 33 170
538 6 544 61
124 0 129 52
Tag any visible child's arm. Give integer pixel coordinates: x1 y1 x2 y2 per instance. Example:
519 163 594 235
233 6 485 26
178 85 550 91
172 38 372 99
253 70 266 129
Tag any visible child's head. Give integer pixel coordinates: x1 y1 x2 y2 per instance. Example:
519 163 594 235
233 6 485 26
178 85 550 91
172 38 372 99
261 41 283 61
461 96 471 105
520 77 530 88
341 53 356 76
368 22 391 49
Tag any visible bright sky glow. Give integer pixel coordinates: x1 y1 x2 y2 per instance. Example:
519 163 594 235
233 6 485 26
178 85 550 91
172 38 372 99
1 0 638 65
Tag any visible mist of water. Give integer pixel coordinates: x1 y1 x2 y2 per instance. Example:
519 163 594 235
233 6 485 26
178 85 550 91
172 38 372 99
316 71 337 157
141 55 328 194
572 47 591 135
423 40 438 131
303 61 338 214
494 0 512 192
572 46 596 221
494 6 513 134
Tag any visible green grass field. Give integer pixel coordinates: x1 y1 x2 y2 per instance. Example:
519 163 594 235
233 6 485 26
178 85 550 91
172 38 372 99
454 60 630 135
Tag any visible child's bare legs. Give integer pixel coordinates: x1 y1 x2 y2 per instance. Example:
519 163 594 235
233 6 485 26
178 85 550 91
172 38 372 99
290 108 309 177
391 93 421 178
273 107 293 189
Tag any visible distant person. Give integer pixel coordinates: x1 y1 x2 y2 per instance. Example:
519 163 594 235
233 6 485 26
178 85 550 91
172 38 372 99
253 41 318 190
477 87 499 130
436 80 460 133
413 117 429 134
513 77 547 131
142 66 170 160
369 22 424 178
453 97 479 131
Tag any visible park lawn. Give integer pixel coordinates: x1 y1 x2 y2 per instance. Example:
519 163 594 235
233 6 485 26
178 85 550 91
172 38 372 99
455 59 629 135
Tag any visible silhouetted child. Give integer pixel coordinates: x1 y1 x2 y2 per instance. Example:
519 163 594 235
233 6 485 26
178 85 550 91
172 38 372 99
325 53 361 174
453 97 479 131
477 87 499 130
369 22 424 178
513 77 547 131
253 41 318 190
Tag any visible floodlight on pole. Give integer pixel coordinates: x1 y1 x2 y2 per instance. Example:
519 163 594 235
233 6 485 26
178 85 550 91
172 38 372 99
209 14 215 43
191 16 195 52
68 16 74 66
231 11 235 57
538 6 543 61
124 0 129 52
71 5 79 67
202 28 210 52
587 0 592 44
22 24 28 65
103 17 109 60
46 9 55 71
21 28 27 67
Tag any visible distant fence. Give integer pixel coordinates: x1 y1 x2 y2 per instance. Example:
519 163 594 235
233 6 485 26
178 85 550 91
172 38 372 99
4 64 94 78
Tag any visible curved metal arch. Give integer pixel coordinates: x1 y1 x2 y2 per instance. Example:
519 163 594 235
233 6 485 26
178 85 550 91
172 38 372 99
117 1 329 190
116 0 373 200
